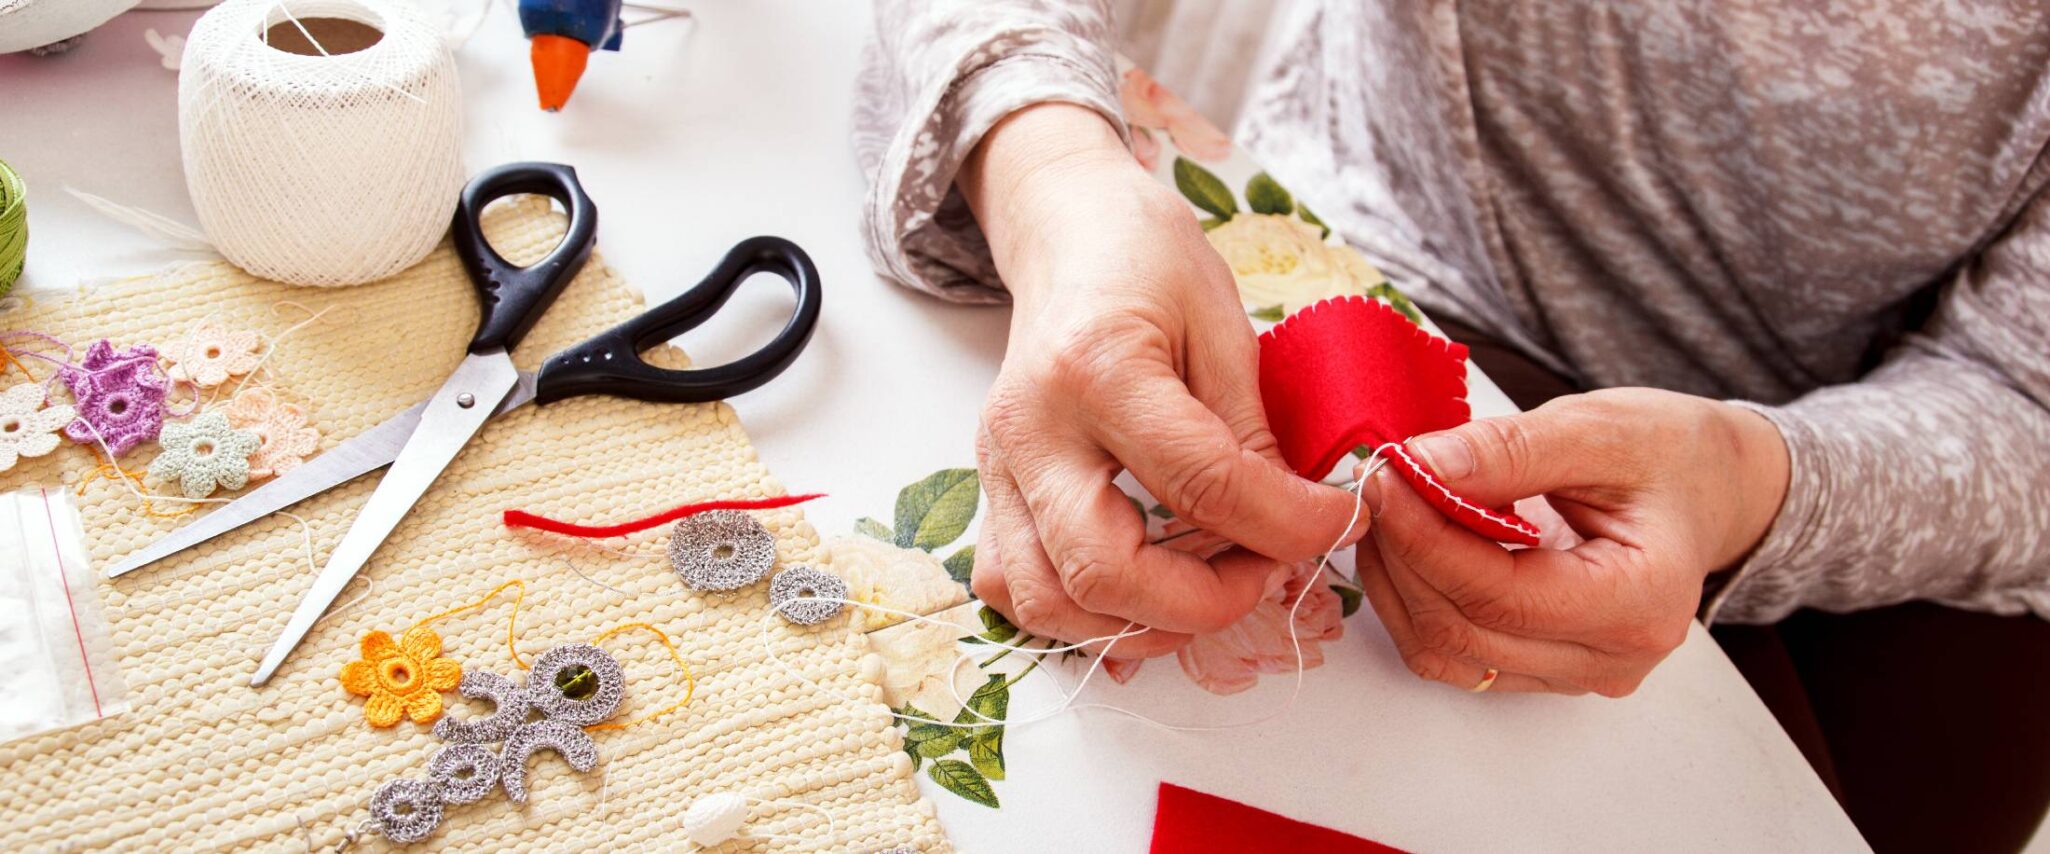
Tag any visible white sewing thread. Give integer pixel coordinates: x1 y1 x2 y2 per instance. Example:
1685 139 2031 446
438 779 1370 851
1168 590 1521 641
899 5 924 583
180 0 465 287
1371 441 1539 540
759 462 1375 734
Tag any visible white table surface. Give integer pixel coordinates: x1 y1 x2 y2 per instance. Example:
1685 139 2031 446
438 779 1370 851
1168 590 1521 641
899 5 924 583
0 3 1869 851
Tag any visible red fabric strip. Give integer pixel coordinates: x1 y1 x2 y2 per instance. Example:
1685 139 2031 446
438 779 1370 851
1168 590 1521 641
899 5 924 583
1258 296 1538 545
1150 782 1407 854
502 493 826 537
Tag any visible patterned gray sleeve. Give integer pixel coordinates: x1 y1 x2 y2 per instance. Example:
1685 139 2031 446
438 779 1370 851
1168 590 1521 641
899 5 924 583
1707 193 2050 624
854 0 1127 304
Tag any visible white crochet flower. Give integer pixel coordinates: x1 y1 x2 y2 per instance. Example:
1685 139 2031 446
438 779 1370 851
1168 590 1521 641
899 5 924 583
0 382 77 472
148 410 261 498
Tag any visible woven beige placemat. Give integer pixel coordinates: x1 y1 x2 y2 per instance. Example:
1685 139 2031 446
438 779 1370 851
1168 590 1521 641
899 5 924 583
0 198 947 852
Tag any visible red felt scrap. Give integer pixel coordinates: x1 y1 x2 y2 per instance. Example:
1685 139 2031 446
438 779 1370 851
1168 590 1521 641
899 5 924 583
1258 296 1539 546
1150 783 1407 854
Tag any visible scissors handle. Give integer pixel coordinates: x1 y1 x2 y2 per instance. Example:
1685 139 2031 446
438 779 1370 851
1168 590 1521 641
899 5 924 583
532 236 822 404
451 162 600 355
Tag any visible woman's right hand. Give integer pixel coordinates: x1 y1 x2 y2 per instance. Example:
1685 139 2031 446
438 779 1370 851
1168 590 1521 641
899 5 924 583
957 103 1366 658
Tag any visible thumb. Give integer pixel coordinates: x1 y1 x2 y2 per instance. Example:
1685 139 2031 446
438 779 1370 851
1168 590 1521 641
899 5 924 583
1403 397 1631 507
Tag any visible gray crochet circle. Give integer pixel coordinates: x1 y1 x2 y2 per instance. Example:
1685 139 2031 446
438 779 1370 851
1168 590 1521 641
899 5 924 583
369 778 444 844
500 719 600 804
667 510 776 591
525 643 624 726
769 565 848 626
426 743 500 805
433 670 531 744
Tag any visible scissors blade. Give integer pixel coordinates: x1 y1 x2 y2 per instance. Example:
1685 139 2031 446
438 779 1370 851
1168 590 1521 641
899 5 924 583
251 351 522 686
102 371 540 579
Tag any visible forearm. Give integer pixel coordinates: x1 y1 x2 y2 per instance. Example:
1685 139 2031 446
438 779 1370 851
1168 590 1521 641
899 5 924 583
1710 358 2050 623
854 1 1125 303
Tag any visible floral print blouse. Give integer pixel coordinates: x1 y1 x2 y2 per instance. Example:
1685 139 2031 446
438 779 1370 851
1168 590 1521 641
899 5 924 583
852 0 2050 625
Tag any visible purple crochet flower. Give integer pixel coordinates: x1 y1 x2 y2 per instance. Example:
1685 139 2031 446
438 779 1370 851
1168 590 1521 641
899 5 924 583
59 340 169 457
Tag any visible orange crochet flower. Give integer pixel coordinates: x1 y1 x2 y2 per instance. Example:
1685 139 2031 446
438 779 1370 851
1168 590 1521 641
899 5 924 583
340 625 462 727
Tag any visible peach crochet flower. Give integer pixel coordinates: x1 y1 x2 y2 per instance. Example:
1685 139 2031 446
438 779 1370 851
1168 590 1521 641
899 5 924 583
340 625 462 727
1120 66 1232 169
225 389 320 479
161 322 261 388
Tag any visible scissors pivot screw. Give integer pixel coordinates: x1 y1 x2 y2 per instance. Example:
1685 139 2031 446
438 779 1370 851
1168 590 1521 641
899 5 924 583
457 393 477 409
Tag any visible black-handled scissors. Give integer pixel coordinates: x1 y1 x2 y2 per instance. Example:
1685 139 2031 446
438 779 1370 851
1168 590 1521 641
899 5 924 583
102 163 823 687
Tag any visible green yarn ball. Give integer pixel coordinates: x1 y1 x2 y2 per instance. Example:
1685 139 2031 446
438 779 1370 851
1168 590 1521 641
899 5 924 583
0 159 25 297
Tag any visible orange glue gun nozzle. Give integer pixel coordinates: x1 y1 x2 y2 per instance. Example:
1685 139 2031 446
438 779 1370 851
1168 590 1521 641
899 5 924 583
530 34 591 112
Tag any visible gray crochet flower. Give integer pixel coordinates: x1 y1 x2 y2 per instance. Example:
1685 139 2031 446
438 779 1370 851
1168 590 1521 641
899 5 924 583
148 410 261 498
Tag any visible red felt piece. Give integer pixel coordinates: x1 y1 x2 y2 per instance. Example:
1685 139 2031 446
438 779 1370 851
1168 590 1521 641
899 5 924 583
502 493 826 538
1150 783 1407 854
1258 296 1539 546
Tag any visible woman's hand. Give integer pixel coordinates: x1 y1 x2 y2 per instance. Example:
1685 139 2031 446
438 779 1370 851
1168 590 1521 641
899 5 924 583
1356 388 1791 695
958 104 1364 657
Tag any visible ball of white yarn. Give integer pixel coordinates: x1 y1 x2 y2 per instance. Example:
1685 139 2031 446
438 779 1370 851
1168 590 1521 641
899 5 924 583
0 0 138 54
179 0 464 287
681 791 751 846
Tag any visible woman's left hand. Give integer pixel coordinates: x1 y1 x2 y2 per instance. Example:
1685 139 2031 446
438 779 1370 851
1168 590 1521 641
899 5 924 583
1355 388 1791 696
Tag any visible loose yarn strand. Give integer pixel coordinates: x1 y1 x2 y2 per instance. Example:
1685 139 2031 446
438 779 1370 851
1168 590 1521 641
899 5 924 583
759 460 1376 734
408 578 528 669
585 621 696 731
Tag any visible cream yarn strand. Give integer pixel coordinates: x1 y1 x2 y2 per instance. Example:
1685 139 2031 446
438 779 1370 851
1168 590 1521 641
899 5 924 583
179 0 465 287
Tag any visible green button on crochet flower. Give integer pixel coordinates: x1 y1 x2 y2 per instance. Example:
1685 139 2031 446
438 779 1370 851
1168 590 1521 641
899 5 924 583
148 410 261 498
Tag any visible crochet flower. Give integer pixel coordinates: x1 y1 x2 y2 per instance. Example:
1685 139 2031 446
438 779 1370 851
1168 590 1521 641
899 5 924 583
0 382 76 472
58 340 168 456
224 389 320 479
161 322 262 388
146 410 260 498
341 626 463 727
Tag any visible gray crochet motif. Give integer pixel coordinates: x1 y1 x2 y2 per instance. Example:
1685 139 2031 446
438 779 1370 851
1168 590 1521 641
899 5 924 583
500 719 600 804
667 509 776 591
426 744 500 805
525 642 625 726
769 565 848 625
432 670 530 744
368 778 444 844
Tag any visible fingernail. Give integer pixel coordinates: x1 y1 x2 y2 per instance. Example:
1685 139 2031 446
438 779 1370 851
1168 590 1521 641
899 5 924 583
1409 433 1473 480
1359 469 1384 517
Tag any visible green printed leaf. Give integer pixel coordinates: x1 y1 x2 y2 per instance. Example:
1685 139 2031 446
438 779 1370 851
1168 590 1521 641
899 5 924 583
929 759 1000 808
968 728 1006 780
943 545 976 585
1126 494 1147 523
1199 216 1227 232
893 468 981 551
1299 203 1331 238
966 674 1011 724
855 517 893 542
1248 304 1286 322
1174 157 1238 220
1366 283 1423 325
1148 503 1175 520
922 729 967 753
1246 172 1295 215
977 605 1019 645
1332 584 1364 618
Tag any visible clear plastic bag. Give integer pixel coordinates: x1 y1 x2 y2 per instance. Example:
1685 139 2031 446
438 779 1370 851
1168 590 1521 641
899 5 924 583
0 487 130 743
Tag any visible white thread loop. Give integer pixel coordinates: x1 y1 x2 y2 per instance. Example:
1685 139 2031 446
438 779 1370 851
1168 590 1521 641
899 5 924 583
180 0 465 286
761 465 1375 734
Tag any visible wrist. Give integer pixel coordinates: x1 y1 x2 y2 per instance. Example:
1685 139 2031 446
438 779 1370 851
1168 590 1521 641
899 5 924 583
960 103 1161 300
1714 402 1792 571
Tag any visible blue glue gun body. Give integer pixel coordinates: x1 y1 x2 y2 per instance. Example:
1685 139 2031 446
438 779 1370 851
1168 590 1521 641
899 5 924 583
517 0 625 51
